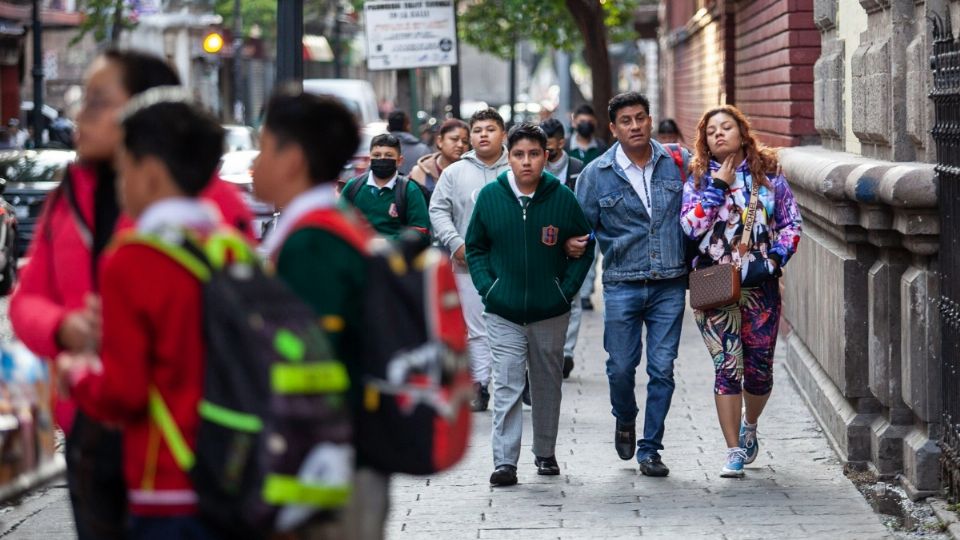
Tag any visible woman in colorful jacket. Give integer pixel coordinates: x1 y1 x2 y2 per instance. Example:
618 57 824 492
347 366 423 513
9 49 251 540
679 105 802 479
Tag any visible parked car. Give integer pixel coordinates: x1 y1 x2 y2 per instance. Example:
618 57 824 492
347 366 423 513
223 125 259 153
218 150 275 240
303 79 381 126
0 149 75 255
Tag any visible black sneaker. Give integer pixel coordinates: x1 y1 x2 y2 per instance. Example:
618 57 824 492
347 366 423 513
490 465 518 486
521 374 531 406
581 297 594 311
638 455 670 477
471 383 490 412
615 421 635 461
535 455 560 476
562 356 574 379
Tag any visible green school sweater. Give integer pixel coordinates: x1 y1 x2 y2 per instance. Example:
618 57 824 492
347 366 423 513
465 171 596 325
341 175 431 243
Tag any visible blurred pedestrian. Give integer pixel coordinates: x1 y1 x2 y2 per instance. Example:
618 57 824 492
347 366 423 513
573 92 689 478
419 122 437 147
465 123 594 486
656 118 685 147
409 118 469 198
429 108 509 413
680 105 802 478
59 90 227 540
6 119 26 150
568 104 608 311
341 133 431 244
387 110 431 175
9 49 251 540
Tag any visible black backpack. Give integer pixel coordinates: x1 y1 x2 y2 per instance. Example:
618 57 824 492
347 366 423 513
125 229 353 539
343 173 414 224
351 233 473 475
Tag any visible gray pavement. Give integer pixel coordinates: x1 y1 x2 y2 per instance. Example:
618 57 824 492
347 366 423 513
385 293 892 540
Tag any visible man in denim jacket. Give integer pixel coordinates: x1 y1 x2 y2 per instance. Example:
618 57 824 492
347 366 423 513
573 92 689 477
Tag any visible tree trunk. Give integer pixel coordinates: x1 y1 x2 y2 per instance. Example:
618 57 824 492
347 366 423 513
564 0 612 142
110 0 123 44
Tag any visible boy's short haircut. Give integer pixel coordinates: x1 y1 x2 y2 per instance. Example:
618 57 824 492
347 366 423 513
469 107 505 131
264 87 360 184
506 123 547 151
121 95 223 196
387 110 408 132
573 104 596 118
608 92 651 124
370 133 401 152
539 118 565 140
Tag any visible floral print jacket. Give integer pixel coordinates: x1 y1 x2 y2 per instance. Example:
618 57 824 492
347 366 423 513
680 160 802 287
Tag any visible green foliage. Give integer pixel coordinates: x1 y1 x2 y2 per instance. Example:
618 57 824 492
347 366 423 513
72 0 133 45
215 0 278 41
458 0 640 60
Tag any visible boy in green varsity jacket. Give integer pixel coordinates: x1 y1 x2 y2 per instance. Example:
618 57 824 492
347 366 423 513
465 123 594 487
252 89 388 540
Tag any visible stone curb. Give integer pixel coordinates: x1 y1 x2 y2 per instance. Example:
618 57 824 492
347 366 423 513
931 499 960 539
0 454 66 503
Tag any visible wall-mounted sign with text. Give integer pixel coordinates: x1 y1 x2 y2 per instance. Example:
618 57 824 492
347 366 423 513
364 0 458 71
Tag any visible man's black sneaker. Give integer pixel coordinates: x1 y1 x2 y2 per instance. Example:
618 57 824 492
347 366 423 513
471 383 490 412
490 465 518 486
615 421 636 461
638 455 670 477
521 375 532 406
582 297 594 311
562 356 574 379
535 455 560 476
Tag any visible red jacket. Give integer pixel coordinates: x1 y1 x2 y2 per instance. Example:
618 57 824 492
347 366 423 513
71 239 205 516
9 163 252 434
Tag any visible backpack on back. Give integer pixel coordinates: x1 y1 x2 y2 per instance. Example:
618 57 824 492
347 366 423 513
297 212 472 475
343 173 413 225
124 228 353 539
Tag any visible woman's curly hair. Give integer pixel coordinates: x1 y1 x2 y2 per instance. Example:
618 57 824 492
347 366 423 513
690 105 779 189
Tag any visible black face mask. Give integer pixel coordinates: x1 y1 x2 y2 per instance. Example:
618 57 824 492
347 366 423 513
546 149 559 161
369 158 398 180
576 121 595 137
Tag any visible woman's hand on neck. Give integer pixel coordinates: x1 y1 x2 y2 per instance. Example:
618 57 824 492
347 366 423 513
713 148 746 166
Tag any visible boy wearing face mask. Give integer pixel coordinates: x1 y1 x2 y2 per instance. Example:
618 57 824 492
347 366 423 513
568 104 608 166
341 133 431 243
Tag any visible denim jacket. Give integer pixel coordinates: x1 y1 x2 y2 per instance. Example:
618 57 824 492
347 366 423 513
575 140 689 283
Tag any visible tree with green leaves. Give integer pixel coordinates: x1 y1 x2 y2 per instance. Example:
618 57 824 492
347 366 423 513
459 0 641 139
72 0 132 45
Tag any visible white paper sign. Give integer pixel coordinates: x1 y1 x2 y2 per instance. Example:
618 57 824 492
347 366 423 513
364 0 458 71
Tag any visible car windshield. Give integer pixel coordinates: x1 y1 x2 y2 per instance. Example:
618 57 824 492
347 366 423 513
0 151 72 183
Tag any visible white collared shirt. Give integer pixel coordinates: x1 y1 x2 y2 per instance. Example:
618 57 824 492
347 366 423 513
261 183 339 258
366 173 398 191
615 143 655 214
506 171 535 204
136 197 220 243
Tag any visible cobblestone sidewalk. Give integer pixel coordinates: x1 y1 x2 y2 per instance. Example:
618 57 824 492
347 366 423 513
386 298 891 540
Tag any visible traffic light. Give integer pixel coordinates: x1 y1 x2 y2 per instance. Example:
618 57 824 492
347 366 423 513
203 31 224 54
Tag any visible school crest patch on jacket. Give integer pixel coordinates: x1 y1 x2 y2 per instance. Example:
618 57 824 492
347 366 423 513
541 225 559 246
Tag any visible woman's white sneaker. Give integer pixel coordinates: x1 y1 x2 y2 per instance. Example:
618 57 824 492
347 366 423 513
720 447 747 478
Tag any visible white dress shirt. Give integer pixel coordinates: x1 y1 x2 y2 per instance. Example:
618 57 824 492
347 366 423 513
615 143 655 214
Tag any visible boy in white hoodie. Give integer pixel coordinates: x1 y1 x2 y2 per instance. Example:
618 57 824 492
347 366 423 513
429 108 509 411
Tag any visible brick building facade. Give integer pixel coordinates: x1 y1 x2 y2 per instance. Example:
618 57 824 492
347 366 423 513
658 0 819 148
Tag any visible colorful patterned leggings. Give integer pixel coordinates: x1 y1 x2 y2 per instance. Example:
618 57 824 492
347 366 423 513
693 279 782 395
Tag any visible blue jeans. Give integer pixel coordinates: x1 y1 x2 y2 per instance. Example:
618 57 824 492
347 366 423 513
603 277 686 461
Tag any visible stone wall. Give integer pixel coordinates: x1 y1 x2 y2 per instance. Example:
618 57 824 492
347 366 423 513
781 0 959 498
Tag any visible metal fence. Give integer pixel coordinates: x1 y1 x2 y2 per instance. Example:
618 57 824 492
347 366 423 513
933 12 960 501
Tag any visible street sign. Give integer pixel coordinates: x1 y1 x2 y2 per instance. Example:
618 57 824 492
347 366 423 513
364 0 458 71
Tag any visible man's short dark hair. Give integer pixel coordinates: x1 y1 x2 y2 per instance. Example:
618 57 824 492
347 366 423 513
506 123 547 151
539 118 565 140
122 100 223 196
469 107 505 131
608 92 651 123
370 133 401 152
573 104 596 118
387 110 408 132
264 87 360 184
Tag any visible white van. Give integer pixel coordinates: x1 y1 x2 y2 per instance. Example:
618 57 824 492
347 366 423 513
303 79 381 127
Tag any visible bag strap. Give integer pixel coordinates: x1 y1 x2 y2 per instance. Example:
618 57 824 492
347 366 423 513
395 175 409 226
737 179 762 260
290 207 372 254
343 174 366 205
665 144 686 182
